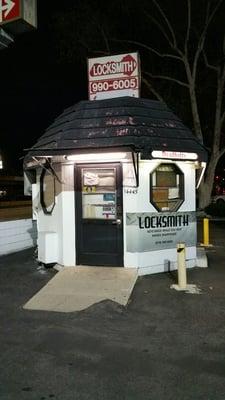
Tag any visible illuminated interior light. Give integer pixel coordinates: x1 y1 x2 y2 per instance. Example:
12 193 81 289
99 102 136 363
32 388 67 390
151 150 198 160
66 152 127 161
0 160 3 169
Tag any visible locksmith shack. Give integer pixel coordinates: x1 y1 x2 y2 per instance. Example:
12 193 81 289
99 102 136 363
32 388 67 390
24 97 207 275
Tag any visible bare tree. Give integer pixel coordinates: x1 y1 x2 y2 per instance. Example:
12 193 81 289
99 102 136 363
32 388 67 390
120 0 225 208
51 0 225 208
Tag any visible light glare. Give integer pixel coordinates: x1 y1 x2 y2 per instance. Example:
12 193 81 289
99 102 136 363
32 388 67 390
67 152 127 161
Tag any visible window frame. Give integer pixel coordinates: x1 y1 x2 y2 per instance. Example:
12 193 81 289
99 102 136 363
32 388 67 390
40 168 56 215
150 162 184 212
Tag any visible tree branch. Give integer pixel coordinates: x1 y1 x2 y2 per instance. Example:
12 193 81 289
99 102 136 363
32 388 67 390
142 76 165 103
192 0 223 82
221 110 225 126
89 50 110 56
112 38 183 61
212 64 225 153
151 0 178 49
145 71 189 88
218 146 225 160
207 0 224 27
202 49 218 72
223 32 225 54
185 0 191 54
144 10 172 46
182 56 203 142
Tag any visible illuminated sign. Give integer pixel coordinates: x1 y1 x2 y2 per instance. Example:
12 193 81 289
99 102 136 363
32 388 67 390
88 52 140 101
0 0 37 34
67 152 127 161
151 151 198 160
0 0 19 23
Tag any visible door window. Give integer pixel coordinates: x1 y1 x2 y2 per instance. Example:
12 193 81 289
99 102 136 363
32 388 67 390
81 167 117 219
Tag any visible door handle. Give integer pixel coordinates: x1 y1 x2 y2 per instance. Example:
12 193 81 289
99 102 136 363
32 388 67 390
112 219 122 225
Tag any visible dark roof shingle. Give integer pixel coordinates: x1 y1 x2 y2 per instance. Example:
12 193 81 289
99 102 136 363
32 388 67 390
24 96 207 163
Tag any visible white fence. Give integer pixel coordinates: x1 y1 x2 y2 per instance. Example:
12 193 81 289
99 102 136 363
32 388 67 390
0 219 37 256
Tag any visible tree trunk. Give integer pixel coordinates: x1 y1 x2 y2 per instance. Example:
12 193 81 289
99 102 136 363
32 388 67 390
198 179 213 209
198 155 218 209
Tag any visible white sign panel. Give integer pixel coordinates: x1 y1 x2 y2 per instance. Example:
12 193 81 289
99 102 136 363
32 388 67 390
88 52 140 100
126 211 196 252
151 151 198 160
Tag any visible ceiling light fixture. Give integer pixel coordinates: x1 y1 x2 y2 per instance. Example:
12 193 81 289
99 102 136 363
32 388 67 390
66 152 127 161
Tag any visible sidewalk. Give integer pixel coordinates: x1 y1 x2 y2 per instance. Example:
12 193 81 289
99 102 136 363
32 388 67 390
0 221 225 400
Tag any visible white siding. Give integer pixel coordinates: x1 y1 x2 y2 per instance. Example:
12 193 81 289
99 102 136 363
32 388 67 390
0 219 37 256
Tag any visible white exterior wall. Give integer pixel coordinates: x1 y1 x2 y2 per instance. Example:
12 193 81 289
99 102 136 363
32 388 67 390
35 157 197 275
123 159 197 275
60 164 76 266
35 164 75 266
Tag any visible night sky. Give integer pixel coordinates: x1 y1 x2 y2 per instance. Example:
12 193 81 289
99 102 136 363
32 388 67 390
0 1 88 173
0 0 224 174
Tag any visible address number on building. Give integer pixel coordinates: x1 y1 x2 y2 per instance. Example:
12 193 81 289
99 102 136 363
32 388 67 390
90 77 138 93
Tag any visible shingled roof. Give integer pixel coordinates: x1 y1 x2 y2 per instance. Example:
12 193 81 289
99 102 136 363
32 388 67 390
24 96 207 164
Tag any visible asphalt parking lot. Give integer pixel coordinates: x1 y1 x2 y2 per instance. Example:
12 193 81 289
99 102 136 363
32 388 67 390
0 220 225 400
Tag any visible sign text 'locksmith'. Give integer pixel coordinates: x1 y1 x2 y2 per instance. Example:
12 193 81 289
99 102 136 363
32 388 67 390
90 54 137 77
126 212 196 252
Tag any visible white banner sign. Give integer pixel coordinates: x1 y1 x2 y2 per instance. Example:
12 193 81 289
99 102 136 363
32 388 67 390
88 52 140 100
126 211 196 252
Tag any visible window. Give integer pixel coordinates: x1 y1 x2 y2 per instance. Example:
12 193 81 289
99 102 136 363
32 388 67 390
150 163 184 211
40 168 55 214
81 167 117 220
